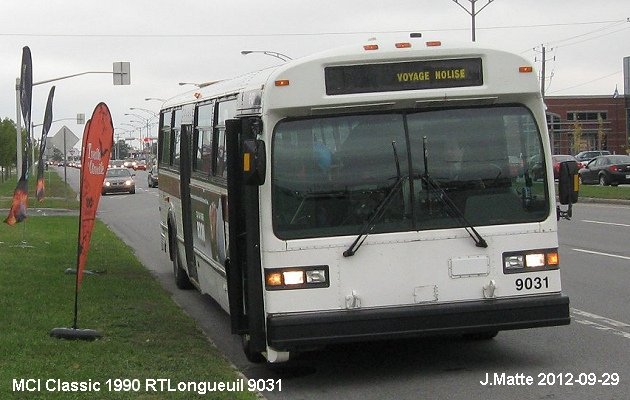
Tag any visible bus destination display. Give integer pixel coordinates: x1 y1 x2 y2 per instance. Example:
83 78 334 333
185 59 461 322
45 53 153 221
325 58 483 95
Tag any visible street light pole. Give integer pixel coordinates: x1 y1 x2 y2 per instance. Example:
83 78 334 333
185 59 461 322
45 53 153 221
129 107 158 117
14 63 131 179
178 80 222 88
240 50 292 62
121 122 142 156
129 108 159 160
451 0 495 42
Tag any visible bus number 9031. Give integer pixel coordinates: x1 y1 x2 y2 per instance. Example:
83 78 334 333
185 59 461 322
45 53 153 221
515 276 549 291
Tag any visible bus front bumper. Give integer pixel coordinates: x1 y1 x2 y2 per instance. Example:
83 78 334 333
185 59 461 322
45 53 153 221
266 294 569 350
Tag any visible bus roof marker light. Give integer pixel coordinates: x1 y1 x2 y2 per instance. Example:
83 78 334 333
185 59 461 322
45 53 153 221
363 44 379 51
275 80 290 87
426 41 442 47
519 66 533 73
395 42 412 49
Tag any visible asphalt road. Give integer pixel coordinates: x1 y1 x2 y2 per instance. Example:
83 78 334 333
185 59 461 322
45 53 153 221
59 166 630 400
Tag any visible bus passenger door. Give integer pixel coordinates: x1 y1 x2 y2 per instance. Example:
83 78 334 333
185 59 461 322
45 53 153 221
225 117 266 358
179 114 198 283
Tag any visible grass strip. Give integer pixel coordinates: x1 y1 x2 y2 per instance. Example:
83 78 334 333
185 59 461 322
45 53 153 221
577 184 630 200
0 216 255 400
0 167 79 210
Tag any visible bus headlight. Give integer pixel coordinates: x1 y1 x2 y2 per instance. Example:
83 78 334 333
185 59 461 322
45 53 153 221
503 249 559 274
265 266 329 290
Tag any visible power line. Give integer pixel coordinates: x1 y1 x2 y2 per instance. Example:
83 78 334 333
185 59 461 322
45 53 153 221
0 18 627 38
547 71 621 94
550 20 627 46
554 25 630 49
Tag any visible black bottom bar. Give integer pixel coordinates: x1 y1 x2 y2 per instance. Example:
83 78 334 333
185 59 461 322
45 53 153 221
267 295 569 350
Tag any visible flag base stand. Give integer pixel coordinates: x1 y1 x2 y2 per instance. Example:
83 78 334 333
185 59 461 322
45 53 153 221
11 240 34 249
50 327 102 341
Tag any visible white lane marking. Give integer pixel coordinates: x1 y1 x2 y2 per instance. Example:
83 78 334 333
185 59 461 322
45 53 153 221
572 308 630 328
582 219 630 228
572 248 630 261
571 308 630 340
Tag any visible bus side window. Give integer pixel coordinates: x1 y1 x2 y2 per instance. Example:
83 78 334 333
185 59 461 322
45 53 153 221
195 102 214 175
159 110 173 166
172 108 183 168
214 99 237 179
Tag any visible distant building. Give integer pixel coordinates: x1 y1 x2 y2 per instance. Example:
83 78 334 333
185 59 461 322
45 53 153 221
545 95 629 155
544 56 630 156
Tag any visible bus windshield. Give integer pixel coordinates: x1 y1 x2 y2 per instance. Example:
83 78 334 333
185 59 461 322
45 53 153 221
272 105 549 240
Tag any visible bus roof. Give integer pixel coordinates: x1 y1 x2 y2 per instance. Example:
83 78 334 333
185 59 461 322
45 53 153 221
161 39 540 115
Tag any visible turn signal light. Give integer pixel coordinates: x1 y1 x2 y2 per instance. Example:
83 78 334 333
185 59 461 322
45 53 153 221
265 266 329 290
503 249 560 274
363 44 379 51
275 80 290 87
426 41 442 47
547 252 559 266
519 66 533 73
395 42 412 48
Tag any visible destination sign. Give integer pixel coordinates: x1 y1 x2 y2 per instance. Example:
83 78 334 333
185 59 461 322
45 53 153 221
325 58 483 95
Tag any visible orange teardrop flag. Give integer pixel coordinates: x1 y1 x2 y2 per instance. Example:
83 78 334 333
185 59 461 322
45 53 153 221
76 103 113 289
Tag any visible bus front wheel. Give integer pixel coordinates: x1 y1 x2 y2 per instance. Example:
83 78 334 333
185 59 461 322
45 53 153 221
463 331 499 340
241 334 265 364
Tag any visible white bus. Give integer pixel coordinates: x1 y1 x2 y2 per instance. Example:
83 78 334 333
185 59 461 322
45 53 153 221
158 38 578 363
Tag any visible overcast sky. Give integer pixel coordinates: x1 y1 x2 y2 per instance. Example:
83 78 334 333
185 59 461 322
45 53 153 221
1 0 628 149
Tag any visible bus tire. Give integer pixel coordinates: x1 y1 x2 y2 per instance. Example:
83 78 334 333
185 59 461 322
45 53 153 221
172 237 193 290
241 334 266 364
463 331 499 340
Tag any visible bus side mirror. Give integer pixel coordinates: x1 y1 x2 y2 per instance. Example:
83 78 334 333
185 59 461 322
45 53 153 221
243 139 266 186
558 160 579 205
557 160 578 221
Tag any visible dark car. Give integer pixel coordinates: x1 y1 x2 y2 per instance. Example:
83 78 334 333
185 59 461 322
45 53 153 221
147 165 159 188
575 150 611 163
578 155 630 186
102 168 136 195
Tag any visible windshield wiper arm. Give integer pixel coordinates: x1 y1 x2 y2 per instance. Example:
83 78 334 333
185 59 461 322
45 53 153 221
343 175 405 257
343 141 403 258
421 174 488 248
420 136 486 248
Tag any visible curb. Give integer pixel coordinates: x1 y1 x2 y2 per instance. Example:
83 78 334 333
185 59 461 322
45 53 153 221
0 208 79 216
577 197 630 206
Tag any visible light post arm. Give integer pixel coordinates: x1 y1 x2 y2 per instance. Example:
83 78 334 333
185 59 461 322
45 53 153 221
241 50 292 62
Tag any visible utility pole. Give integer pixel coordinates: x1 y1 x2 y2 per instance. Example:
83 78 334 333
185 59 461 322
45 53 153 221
451 0 495 42
534 44 556 153
534 44 555 99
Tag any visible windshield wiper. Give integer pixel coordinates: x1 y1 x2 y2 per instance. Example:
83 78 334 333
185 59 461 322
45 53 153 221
421 174 487 248
343 142 403 257
420 137 487 248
